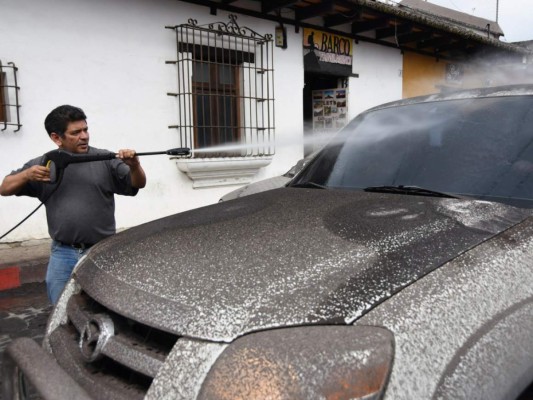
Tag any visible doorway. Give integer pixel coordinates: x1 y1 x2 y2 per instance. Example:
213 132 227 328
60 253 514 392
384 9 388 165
303 72 347 156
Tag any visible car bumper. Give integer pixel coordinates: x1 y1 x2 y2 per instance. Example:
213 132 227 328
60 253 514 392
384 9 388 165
2 337 92 400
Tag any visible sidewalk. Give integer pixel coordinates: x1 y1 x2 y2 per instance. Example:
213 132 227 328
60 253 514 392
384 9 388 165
0 239 50 291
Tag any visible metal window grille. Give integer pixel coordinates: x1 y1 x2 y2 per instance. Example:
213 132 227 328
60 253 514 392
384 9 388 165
0 61 21 132
166 15 275 158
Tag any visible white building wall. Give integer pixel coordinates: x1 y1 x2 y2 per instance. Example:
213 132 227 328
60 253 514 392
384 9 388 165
348 41 403 119
0 0 401 243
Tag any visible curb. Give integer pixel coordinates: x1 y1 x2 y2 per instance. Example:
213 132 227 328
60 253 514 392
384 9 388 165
0 266 20 290
0 259 48 291
0 239 50 291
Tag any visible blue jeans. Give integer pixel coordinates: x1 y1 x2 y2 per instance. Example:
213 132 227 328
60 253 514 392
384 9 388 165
46 240 88 304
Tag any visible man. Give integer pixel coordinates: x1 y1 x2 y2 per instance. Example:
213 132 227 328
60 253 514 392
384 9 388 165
0 105 146 304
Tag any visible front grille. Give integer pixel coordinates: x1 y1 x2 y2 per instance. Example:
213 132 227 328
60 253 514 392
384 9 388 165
48 291 179 399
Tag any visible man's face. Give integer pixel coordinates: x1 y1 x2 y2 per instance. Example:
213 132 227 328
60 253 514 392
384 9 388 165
52 120 90 153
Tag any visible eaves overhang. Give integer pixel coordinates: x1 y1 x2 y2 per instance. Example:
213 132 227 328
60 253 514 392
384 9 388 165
176 0 532 61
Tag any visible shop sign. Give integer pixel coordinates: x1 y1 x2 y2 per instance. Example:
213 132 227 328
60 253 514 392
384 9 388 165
303 28 353 67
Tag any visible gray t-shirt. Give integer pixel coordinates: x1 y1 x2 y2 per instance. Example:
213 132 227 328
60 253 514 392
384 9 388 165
12 146 138 244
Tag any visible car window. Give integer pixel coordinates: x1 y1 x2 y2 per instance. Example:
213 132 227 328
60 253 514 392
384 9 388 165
292 95 533 208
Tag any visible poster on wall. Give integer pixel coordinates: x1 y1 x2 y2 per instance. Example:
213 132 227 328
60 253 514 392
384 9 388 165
312 88 348 149
303 28 353 76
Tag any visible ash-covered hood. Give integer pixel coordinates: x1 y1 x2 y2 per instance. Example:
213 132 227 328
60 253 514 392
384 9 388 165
74 188 530 341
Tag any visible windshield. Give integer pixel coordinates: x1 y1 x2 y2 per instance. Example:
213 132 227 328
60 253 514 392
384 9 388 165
291 95 533 208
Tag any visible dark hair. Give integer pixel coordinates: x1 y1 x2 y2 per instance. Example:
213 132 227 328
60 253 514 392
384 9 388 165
44 105 87 137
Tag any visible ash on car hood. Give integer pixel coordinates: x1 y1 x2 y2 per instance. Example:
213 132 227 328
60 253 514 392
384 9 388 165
76 188 530 341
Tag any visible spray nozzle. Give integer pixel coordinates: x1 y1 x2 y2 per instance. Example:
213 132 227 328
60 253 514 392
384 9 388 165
165 148 190 156
135 148 190 157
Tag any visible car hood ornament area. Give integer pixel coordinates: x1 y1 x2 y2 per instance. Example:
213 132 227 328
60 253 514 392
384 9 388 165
74 188 531 342
79 314 115 362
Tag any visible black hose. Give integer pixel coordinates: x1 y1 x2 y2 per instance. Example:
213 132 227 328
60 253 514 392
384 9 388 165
0 174 63 241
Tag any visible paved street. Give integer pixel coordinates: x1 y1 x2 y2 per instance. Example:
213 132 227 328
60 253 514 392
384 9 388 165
0 282 51 381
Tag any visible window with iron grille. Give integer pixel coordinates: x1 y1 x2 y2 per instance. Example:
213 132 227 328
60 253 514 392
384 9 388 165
191 49 241 153
0 72 6 123
167 15 275 159
0 60 22 132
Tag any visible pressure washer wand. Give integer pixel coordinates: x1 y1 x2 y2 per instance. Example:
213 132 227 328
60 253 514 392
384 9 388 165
40 147 190 185
42 147 190 170
1 147 191 240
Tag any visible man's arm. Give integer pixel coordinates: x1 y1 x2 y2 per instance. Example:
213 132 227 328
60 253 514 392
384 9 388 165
0 166 50 196
117 149 147 189
128 162 146 189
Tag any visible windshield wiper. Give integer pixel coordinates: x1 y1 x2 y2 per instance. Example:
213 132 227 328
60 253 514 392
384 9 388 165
364 185 458 198
290 182 327 189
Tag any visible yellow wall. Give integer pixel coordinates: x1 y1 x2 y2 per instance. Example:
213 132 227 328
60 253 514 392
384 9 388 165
402 52 447 98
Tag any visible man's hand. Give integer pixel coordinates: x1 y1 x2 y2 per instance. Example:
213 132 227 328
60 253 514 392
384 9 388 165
117 149 146 189
0 165 51 196
25 165 51 183
117 149 140 167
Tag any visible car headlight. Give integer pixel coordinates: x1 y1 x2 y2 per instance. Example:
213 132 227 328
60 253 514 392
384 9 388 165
198 325 394 400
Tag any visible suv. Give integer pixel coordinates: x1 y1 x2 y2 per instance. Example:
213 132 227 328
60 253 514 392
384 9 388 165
4 85 533 400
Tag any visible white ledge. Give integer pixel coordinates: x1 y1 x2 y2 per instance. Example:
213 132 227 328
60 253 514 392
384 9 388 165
176 156 273 188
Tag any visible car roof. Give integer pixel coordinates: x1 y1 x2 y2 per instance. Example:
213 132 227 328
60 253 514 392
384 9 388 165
367 84 533 113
